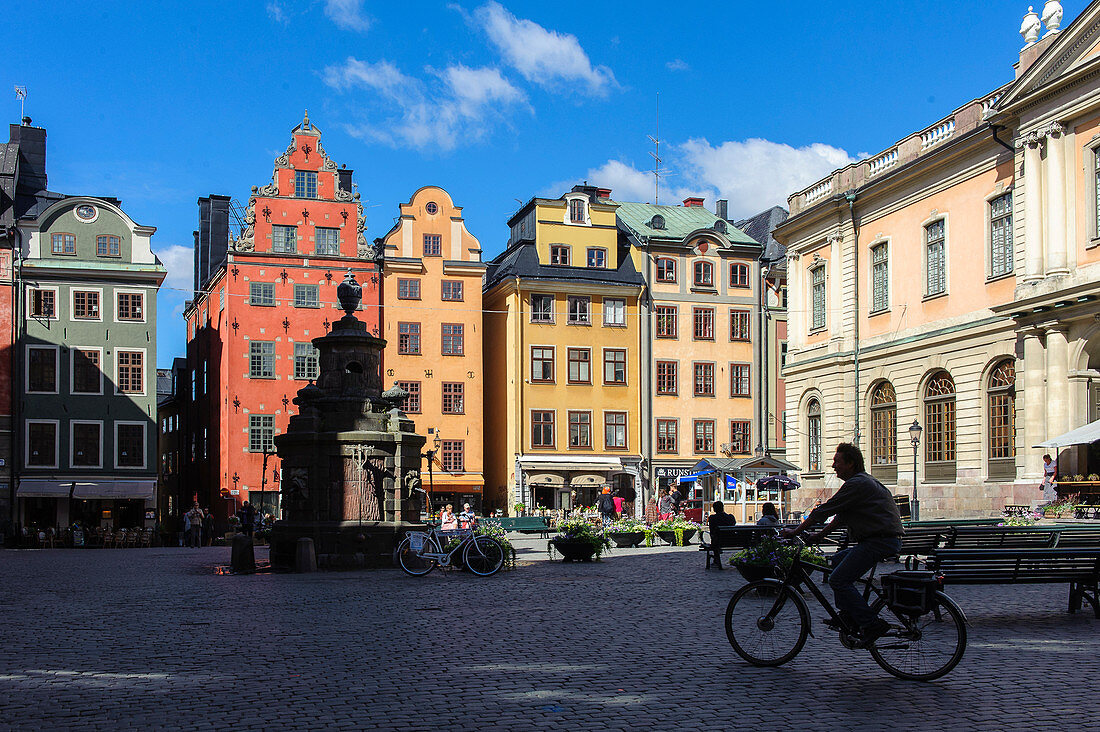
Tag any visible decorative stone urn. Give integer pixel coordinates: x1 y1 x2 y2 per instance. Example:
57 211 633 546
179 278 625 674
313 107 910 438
269 270 426 569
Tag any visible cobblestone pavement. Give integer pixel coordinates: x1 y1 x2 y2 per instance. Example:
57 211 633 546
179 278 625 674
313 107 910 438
0 536 1097 731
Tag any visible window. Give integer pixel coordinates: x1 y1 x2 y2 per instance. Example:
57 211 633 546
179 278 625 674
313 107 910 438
72 349 102 394
249 415 275 452
293 342 319 379
423 234 442 256
30 288 55 318
295 170 317 198
587 248 607 268
532 410 555 448
990 194 1013 278
316 226 340 256
603 349 626 384
988 360 1016 479
693 362 715 396
730 364 750 397
550 245 570 265
441 281 463 301
219 288 225 310
811 266 826 330
655 305 678 338
426 201 438 215
567 296 591 325
656 419 678 453
807 399 822 472
603 298 625 326
273 225 297 253
441 323 464 355
51 233 76 255
656 258 677 282
531 346 555 382
27 347 57 393
442 382 464 414
567 348 590 384
729 310 750 341
72 422 101 467
871 243 889 312
605 411 627 449
870 381 897 483
117 350 144 393
730 263 749 287
72 290 100 320
694 420 715 453
694 260 714 287
656 361 678 395
569 198 585 223
116 423 145 468
249 341 275 378
27 421 58 467
398 322 421 355
97 235 120 257
729 421 751 454
925 220 946 296
397 381 421 413
531 294 554 323
568 411 592 448
924 371 957 480
441 440 465 472
117 292 144 321
294 284 320 308
250 282 275 306
693 307 714 340
397 279 421 300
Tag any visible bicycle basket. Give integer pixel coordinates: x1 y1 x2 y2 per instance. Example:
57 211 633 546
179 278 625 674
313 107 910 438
881 571 940 614
407 532 428 552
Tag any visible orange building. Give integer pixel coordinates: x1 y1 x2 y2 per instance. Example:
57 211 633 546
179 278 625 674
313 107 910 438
183 113 381 525
378 186 486 510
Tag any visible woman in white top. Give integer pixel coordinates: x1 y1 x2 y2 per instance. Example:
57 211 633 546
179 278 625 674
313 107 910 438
440 504 459 531
1040 454 1058 503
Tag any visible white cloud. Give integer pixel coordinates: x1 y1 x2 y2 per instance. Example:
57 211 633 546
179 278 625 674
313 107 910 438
322 57 413 98
154 243 195 297
324 0 371 32
666 59 690 72
444 65 526 117
266 1 288 24
474 2 616 96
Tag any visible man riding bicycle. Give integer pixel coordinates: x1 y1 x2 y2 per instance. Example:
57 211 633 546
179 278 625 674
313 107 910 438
780 442 904 647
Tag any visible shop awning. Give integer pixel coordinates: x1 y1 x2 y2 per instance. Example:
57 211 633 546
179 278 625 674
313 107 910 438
72 480 156 501
527 473 566 486
678 470 716 483
569 473 606 487
1034 418 1100 448
16 480 78 498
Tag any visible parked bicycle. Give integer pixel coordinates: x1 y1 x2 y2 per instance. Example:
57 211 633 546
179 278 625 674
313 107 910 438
397 526 505 577
724 536 967 681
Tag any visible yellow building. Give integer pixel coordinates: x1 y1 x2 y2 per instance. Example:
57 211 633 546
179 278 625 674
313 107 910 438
380 186 486 510
483 186 645 513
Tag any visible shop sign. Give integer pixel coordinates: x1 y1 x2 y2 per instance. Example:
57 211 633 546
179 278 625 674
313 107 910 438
229 489 240 496
654 466 695 479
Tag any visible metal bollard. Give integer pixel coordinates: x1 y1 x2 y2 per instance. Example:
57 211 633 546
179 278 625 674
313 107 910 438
295 537 317 572
231 534 255 573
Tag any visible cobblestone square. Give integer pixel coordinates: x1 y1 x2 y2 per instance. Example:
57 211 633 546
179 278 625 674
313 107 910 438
1 540 1097 731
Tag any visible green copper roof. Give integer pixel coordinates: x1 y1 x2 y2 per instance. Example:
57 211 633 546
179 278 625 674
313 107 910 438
615 201 758 247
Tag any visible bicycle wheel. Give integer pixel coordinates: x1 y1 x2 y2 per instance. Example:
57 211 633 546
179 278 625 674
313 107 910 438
725 580 810 667
463 536 505 576
397 534 438 576
869 592 967 681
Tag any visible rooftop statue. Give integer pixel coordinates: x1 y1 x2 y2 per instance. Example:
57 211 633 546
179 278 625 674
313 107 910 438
1021 6 1041 47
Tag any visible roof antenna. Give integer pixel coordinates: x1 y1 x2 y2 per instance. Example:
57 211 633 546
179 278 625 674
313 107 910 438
14 86 27 120
648 92 662 205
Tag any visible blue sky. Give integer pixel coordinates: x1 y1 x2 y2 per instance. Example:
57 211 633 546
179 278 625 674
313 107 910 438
7 1 1073 367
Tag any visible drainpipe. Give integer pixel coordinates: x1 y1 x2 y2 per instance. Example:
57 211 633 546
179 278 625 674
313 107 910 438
10 229 23 540
846 193 861 444
760 261 770 458
642 238 653 518
990 124 1015 154
514 276 524 511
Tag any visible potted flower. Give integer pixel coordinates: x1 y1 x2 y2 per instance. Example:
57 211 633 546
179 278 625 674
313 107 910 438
607 518 646 548
652 516 700 546
548 518 610 562
513 502 526 517
476 520 516 570
728 536 826 583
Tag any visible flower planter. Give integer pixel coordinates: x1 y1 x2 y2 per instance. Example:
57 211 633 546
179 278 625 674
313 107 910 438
734 564 776 583
550 538 597 562
656 528 696 546
609 531 645 548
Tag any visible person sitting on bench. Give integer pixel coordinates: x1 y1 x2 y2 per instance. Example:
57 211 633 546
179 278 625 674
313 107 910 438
708 501 737 570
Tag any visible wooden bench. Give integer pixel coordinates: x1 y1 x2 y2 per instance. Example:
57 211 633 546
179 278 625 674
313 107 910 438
929 548 1100 618
1003 505 1033 518
1074 495 1100 520
895 526 945 569
1052 526 1100 548
483 517 551 537
699 526 778 569
943 526 1059 549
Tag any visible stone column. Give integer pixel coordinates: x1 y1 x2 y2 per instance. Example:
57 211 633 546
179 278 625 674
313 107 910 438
1022 330 1047 480
1043 124 1069 275
1045 325 1070 440
1017 133 1045 283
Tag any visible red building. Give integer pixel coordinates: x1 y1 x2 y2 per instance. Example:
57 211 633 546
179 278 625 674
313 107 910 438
182 113 381 526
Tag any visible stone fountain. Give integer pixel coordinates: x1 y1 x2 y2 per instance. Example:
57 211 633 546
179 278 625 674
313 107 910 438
269 270 426 569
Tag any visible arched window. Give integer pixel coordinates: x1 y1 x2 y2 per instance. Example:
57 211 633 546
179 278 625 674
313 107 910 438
987 360 1016 479
806 399 822 473
870 381 897 483
924 371 956 482
730 263 749 288
694 260 714 287
655 257 677 283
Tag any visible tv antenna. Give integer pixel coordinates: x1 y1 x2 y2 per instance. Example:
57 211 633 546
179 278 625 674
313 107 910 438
647 92 662 205
14 86 27 118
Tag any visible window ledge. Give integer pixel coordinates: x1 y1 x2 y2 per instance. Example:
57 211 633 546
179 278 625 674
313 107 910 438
566 322 592 327
869 308 890 317
922 291 948 303
808 327 827 336
1089 237 1100 250
690 286 718 294
985 270 1015 284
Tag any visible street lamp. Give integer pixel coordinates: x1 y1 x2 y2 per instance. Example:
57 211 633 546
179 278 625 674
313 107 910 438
422 433 442 517
909 420 923 521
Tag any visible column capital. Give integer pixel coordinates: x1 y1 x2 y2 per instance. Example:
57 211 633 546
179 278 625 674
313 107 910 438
1015 130 1045 149
1044 323 1070 336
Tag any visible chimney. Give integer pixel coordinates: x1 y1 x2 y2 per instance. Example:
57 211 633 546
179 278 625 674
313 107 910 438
716 199 729 220
683 197 704 208
596 187 612 200
10 122 47 196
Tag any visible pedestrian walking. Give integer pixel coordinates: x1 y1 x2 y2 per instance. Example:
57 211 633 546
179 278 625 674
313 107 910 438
202 509 215 546
185 503 204 548
1040 454 1058 505
657 488 674 521
612 491 625 519
669 485 684 515
598 487 617 529
237 501 256 538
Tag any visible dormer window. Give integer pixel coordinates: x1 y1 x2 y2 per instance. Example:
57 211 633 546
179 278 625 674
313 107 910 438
656 257 677 283
693 260 714 288
713 220 727 233
587 248 607 269
569 198 586 224
730 263 749 288
650 214 666 230
550 245 570 265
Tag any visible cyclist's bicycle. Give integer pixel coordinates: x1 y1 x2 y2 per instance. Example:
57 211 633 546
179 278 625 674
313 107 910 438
724 536 967 681
397 526 505 577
